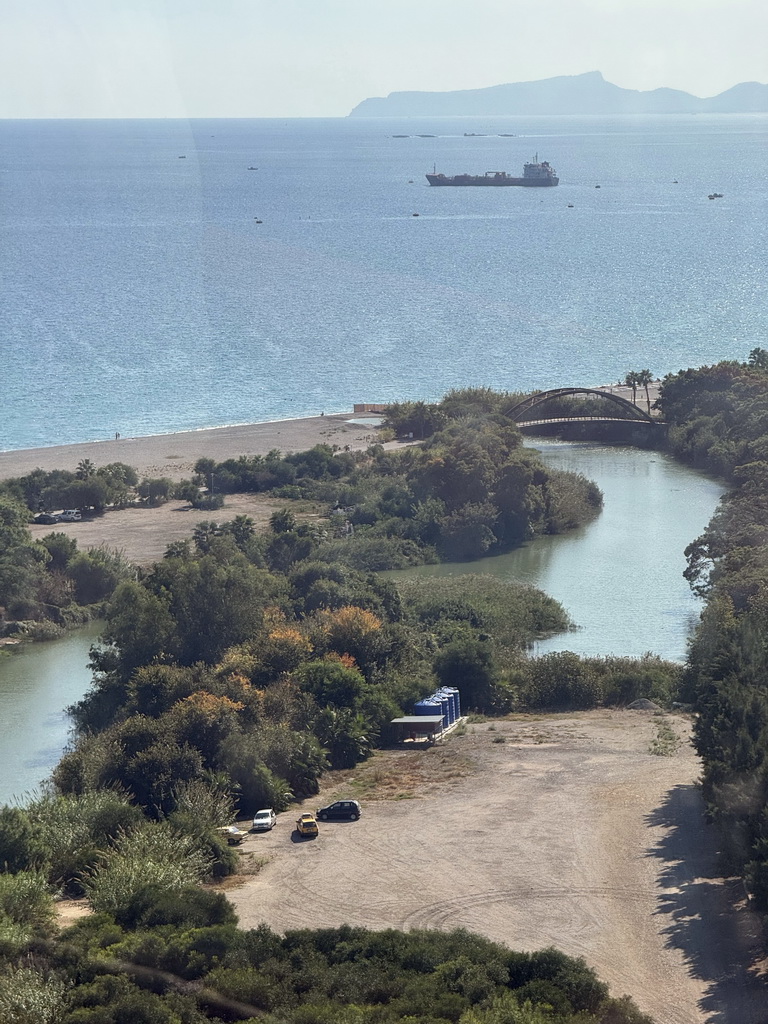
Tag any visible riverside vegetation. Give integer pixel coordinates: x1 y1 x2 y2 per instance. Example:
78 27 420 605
0 377 751 1022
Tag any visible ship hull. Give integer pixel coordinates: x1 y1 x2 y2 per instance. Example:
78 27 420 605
426 174 558 187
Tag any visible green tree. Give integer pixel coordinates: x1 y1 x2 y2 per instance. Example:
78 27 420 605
635 368 654 413
101 580 175 676
270 508 297 534
0 967 67 1024
435 633 496 711
66 546 133 604
137 477 173 505
748 347 768 371
0 807 40 874
296 658 365 707
38 531 77 572
624 370 639 406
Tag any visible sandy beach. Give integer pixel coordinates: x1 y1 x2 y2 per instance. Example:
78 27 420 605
0 384 658 486
0 413 383 484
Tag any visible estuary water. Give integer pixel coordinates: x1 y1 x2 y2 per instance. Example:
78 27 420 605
0 621 102 805
397 441 724 662
2 114 767 450
0 441 723 804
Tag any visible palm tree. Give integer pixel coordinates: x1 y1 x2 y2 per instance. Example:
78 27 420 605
76 458 96 480
636 369 654 413
624 371 639 407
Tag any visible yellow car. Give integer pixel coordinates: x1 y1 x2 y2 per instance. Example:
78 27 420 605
217 825 248 845
296 813 319 838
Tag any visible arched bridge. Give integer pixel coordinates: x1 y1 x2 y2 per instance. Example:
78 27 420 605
506 387 657 428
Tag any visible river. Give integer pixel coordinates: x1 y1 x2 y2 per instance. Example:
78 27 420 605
0 442 723 806
0 621 102 806
398 441 724 661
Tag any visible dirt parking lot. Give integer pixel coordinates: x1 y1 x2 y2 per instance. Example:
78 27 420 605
28 493 320 567
229 711 766 1024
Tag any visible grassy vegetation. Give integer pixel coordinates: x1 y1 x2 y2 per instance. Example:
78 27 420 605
648 719 682 757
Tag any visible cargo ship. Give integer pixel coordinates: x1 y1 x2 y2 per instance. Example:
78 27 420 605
426 156 558 187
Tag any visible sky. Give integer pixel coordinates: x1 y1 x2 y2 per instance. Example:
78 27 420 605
1 0 766 118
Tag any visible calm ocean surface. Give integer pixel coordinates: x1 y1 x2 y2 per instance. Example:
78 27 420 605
2 114 767 450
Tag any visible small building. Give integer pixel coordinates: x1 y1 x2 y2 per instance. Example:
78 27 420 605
389 715 444 743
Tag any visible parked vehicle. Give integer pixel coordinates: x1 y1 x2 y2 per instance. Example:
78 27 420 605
296 813 319 837
217 825 248 845
252 808 277 832
316 800 361 821
59 510 82 522
33 513 60 524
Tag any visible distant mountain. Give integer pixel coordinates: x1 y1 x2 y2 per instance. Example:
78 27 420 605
348 71 768 116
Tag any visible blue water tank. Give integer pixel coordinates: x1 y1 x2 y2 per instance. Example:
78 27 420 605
434 690 451 724
442 686 460 721
428 696 444 729
414 699 437 717
435 690 452 724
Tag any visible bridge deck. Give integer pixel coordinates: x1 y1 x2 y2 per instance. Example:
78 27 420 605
518 416 657 427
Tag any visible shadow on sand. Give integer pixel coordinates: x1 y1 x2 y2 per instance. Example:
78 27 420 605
645 784 765 1022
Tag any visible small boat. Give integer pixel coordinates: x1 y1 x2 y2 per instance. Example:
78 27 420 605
247 166 258 170
707 193 724 199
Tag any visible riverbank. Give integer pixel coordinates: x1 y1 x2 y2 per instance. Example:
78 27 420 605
0 413 383 484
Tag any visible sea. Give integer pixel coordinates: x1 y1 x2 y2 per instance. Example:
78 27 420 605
1 114 767 451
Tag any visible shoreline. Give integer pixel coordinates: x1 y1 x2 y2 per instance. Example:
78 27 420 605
0 412 384 484
0 384 658 485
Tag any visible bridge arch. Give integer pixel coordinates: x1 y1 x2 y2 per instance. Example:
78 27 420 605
505 387 656 426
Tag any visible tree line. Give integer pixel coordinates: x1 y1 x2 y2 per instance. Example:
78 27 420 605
658 349 768 908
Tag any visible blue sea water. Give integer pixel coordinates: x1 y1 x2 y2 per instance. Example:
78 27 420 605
1 114 767 451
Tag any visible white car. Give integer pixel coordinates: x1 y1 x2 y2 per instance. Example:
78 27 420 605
252 808 277 832
59 510 82 522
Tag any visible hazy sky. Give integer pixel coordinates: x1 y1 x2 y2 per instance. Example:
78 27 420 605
2 0 766 118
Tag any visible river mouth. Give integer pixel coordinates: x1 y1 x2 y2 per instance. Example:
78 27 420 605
393 441 724 661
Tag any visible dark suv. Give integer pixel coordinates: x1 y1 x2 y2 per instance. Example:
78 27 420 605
316 800 361 821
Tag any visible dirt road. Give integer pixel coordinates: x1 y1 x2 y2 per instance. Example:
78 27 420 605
229 712 766 1024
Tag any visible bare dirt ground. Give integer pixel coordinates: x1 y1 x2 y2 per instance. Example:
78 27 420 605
27 493 324 567
10 412 389 564
229 711 766 1024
